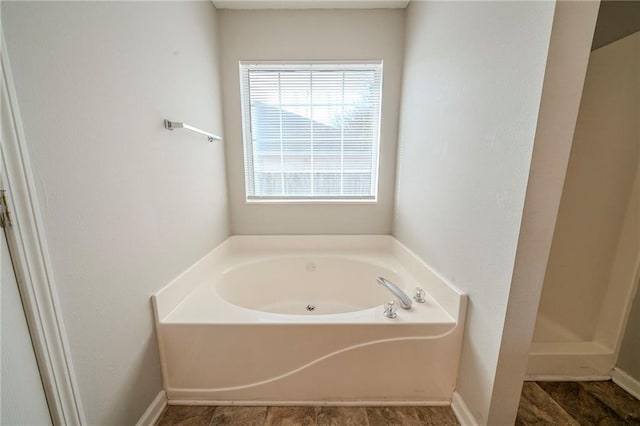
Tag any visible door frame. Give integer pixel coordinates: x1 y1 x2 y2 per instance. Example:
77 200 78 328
1 36 85 425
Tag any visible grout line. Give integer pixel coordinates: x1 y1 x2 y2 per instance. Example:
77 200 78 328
533 382 578 424
536 381 631 424
577 380 639 422
207 406 217 426
577 381 610 413
159 404 459 425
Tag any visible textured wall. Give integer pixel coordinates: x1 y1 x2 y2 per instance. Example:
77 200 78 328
2 2 230 423
218 9 404 235
393 1 556 423
536 32 640 342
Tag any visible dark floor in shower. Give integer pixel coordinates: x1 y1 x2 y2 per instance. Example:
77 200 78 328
156 380 640 425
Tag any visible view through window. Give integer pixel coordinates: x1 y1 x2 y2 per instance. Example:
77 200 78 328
240 62 383 201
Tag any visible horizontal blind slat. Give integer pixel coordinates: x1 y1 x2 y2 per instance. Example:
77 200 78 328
241 62 382 200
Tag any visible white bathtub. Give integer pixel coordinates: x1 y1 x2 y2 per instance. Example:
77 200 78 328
152 236 467 405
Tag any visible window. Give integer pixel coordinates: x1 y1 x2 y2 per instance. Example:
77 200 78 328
240 61 383 202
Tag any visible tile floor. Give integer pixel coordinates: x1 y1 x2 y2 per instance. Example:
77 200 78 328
517 381 640 425
156 381 640 425
156 405 458 425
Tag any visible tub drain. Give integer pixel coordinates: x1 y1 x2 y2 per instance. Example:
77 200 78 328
306 304 316 312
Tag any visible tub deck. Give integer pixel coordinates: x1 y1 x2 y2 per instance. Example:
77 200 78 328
153 236 467 405
163 247 456 326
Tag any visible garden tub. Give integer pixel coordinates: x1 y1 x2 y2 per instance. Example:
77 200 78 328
152 235 467 405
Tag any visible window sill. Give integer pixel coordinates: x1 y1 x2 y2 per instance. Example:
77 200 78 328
245 198 378 205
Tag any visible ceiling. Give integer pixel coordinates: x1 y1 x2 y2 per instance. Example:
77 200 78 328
212 0 640 47
212 0 410 9
592 0 640 50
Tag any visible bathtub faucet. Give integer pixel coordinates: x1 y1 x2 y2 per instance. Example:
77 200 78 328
377 277 412 309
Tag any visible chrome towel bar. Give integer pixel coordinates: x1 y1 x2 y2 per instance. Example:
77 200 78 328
164 120 222 143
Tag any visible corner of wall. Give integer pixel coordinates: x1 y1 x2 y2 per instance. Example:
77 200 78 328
451 392 480 426
135 391 167 426
489 1 600 424
611 367 640 400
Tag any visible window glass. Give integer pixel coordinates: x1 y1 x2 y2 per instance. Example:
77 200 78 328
240 62 383 201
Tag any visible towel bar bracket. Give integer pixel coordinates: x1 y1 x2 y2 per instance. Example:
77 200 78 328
163 119 221 143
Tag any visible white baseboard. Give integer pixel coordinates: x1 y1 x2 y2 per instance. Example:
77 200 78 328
167 398 449 406
611 368 640 400
526 342 616 379
451 392 478 426
136 390 167 426
524 375 611 382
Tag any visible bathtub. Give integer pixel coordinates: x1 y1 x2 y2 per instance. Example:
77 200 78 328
152 235 467 405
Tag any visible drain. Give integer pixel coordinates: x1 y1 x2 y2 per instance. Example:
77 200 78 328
306 304 316 312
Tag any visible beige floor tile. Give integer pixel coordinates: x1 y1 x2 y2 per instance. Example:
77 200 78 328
415 406 459 426
210 406 267 426
156 405 216 426
264 406 316 426
316 406 368 426
365 407 421 426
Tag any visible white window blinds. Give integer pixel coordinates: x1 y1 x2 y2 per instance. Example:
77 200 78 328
240 62 383 201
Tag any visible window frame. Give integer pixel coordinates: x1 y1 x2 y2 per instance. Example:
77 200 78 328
239 60 383 204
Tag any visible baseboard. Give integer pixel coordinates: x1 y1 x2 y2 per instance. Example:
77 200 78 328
524 375 610 381
136 390 167 426
527 341 615 378
451 392 478 426
611 368 640 400
167 399 450 407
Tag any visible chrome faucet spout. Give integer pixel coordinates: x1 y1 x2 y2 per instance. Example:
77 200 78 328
377 276 412 309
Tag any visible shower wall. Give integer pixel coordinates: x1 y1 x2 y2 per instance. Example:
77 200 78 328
618 277 640 381
533 31 640 345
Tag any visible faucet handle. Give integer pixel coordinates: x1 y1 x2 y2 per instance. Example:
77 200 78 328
384 301 398 319
414 287 426 303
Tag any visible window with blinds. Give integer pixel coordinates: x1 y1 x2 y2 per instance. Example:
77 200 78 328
240 62 383 202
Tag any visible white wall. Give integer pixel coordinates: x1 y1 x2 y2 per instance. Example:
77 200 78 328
1 2 229 424
489 2 598 422
393 1 595 424
1 231 51 425
535 31 640 342
218 9 404 235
